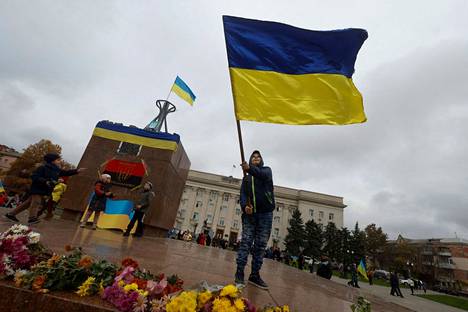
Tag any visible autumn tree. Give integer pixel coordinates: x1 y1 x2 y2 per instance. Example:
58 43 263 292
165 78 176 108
3 139 73 193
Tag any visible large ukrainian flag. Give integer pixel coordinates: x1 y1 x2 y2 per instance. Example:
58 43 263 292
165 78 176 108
223 16 368 125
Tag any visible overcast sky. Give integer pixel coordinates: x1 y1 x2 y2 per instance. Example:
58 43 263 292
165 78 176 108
1 1 468 239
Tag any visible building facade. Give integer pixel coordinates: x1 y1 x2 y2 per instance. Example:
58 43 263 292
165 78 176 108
0 145 21 174
391 235 468 292
173 170 346 249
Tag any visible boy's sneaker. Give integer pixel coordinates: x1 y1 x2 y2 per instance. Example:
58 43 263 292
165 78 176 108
79 223 86 228
28 217 40 225
5 213 19 222
235 269 245 286
91 225 97 230
123 232 130 237
248 273 269 290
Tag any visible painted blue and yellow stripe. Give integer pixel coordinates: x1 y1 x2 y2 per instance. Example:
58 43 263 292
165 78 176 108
171 76 196 105
92 121 180 151
223 16 368 125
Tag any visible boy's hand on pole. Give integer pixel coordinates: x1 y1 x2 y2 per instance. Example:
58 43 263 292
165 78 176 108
241 161 250 171
245 204 253 215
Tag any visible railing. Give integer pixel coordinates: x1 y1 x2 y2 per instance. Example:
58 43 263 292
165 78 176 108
438 251 452 257
438 263 455 269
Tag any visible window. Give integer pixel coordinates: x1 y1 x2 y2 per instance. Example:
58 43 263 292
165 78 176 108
206 214 213 223
232 220 239 229
220 205 227 212
177 209 186 218
192 212 199 221
210 191 217 200
219 218 225 226
197 189 205 197
223 194 229 201
118 142 141 155
236 196 240 204
274 216 281 223
236 208 241 216
196 201 203 208
319 211 324 220
274 228 279 237
277 203 284 212
329 213 334 221
309 209 314 218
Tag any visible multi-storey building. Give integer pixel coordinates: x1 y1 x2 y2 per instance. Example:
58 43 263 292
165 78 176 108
0 145 21 174
391 235 468 291
173 170 346 249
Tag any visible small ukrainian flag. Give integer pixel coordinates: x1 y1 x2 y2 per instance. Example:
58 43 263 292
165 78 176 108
171 76 196 105
0 180 5 193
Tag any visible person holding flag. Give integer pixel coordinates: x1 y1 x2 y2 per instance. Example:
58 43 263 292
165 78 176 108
235 150 275 290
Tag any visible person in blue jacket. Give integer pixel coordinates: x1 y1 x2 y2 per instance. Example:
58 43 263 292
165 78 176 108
235 150 275 290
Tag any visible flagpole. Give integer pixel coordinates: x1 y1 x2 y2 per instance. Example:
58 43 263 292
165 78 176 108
236 119 247 177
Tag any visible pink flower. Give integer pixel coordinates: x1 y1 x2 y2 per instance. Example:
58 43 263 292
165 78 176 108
146 278 168 296
115 266 135 283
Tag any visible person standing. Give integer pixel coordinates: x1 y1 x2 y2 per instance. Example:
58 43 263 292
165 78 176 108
368 269 374 285
317 256 333 280
80 174 113 230
123 181 154 237
5 153 83 224
235 150 275 290
39 178 67 219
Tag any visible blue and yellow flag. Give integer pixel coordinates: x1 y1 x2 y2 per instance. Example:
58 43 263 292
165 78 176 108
357 259 369 281
171 76 196 105
223 16 368 125
0 180 5 193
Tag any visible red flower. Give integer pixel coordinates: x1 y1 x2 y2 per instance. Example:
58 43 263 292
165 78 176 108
134 278 147 290
121 257 139 269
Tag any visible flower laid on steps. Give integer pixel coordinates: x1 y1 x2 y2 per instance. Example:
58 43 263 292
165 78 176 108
1 225 296 312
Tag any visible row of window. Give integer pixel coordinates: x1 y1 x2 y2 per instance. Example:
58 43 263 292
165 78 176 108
181 201 335 223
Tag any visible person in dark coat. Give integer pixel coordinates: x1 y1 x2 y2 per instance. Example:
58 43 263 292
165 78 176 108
123 181 155 237
390 272 404 297
5 153 83 224
235 150 275 290
317 256 333 279
80 174 113 230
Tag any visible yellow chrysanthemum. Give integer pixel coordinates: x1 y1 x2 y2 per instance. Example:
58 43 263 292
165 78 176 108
166 291 197 312
118 280 126 287
76 276 96 297
123 283 139 293
234 298 246 311
198 290 212 307
212 297 237 312
220 284 239 298
283 305 290 312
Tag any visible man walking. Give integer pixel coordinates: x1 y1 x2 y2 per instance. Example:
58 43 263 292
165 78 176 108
235 150 275 290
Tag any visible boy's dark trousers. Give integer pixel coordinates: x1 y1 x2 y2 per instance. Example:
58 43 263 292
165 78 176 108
125 209 145 236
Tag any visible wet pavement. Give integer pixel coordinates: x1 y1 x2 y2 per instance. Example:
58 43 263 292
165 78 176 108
0 217 414 312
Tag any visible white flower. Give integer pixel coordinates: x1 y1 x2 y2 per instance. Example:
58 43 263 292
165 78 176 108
28 232 41 244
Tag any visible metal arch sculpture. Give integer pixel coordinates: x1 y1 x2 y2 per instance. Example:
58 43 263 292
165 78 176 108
145 99 177 133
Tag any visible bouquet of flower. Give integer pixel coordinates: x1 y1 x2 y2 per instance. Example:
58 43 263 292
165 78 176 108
160 283 290 312
102 257 184 312
0 224 48 278
16 245 118 293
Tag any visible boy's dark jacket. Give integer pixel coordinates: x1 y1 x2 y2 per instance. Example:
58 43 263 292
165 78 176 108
240 151 275 213
30 163 78 195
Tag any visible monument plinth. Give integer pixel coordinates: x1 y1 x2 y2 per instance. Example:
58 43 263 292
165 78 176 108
60 120 190 236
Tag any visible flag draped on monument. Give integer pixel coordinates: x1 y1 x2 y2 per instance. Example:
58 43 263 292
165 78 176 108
223 16 368 125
